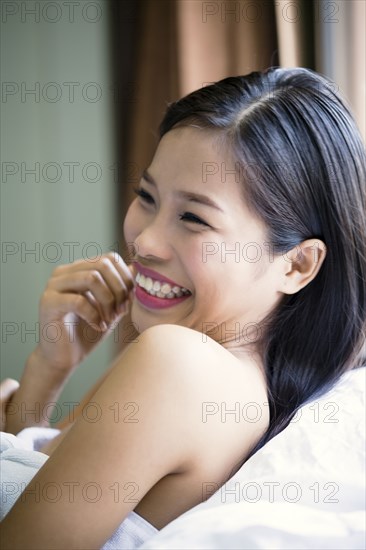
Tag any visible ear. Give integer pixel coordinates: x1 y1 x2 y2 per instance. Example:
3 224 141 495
281 239 327 295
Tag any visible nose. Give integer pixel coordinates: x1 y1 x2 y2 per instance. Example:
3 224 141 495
133 216 172 261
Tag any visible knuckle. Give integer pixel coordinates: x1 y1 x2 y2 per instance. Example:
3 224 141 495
87 270 102 285
107 251 122 264
74 294 89 314
100 256 112 269
52 264 65 277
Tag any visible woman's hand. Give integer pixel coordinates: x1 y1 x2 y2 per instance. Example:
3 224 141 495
35 253 136 374
0 378 20 431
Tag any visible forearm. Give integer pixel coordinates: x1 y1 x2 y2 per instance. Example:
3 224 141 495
5 348 71 434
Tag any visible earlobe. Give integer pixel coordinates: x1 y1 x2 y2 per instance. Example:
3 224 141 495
282 239 327 295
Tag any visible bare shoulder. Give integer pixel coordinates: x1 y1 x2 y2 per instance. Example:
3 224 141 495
129 322 238 368
132 323 267 394
125 323 269 471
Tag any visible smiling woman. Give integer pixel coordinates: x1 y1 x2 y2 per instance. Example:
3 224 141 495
1 67 365 549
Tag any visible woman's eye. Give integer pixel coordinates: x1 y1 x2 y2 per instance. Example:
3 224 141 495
133 187 154 204
179 212 210 227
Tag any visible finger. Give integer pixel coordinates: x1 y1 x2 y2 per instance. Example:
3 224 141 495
51 254 134 290
101 253 136 310
98 254 135 310
49 271 117 324
0 379 20 432
0 378 20 403
50 254 136 313
41 291 107 332
105 252 136 293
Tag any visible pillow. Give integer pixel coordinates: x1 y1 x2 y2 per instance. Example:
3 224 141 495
140 367 365 549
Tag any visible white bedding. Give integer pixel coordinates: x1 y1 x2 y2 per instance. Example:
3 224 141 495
1 368 364 549
140 367 365 549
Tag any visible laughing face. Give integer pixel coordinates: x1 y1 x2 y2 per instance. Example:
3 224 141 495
123 126 287 352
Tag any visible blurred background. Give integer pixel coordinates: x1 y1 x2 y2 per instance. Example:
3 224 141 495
1 0 365 415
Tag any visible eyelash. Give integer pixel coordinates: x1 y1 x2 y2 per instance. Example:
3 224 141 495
133 187 210 227
133 187 154 204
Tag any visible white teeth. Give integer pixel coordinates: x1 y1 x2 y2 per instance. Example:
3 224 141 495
145 277 153 291
153 280 161 291
136 272 191 299
160 283 172 295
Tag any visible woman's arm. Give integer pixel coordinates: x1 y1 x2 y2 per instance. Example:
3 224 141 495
1 325 201 549
54 312 140 430
5 255 136 435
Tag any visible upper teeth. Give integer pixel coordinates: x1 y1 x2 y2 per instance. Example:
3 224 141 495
135 272 190 299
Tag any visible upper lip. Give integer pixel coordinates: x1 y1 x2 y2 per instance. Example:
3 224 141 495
133 261 190 291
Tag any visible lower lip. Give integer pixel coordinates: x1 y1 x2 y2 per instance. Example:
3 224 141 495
134 285 191 309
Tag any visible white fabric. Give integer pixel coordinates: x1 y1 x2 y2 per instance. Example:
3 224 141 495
1 367 364 549
102 511 158 550
141 367 365 549
0 429 54 520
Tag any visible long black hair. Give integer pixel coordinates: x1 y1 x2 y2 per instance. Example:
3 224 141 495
158 67 366 455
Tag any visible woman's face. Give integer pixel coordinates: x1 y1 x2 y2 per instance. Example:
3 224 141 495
123 127 285 349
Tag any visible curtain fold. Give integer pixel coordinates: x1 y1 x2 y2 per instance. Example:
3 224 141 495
315 0 365 141
275 0 315 68
176 0 278 96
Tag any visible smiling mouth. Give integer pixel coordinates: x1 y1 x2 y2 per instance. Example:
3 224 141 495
135 272 191 300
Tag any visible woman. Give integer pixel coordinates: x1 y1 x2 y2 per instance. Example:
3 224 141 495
1 67 365 549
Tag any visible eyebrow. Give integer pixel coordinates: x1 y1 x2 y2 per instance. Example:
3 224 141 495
141 169 225 213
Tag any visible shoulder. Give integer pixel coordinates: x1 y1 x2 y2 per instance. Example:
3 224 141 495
136 323 213 351
130 323 234 370
128 324 269 475
113 323 269 478
114 323 222 399
120 323 244 395
130 324 266 392
119 323 269 437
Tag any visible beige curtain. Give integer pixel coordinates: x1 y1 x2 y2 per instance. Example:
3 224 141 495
316 0 365 141
275 0 365 141
176 0 277 96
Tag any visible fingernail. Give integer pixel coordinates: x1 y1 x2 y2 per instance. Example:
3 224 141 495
101 321 108 331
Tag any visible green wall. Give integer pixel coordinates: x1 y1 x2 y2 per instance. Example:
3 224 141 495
1 0 117 418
